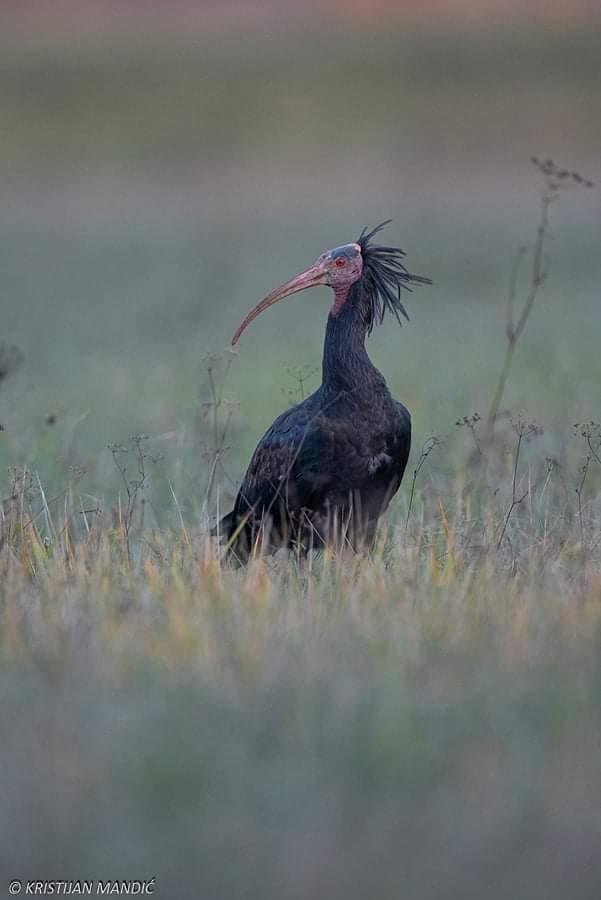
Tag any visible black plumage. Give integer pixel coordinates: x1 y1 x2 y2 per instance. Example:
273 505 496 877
217 222 431 560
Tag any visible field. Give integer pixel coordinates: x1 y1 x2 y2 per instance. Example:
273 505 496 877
1 22 601 898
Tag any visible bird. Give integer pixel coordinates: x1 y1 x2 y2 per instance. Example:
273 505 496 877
216 221 431 561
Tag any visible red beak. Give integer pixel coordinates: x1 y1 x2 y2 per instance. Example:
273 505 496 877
231 262 328 346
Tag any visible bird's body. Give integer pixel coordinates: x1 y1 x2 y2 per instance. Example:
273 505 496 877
217 223 429 560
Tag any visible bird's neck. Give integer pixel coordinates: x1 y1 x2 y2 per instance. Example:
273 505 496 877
321 285 382 404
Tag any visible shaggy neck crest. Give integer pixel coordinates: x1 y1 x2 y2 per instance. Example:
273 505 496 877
354 220 432 336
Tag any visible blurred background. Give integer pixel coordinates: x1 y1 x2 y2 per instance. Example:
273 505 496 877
2 6 601 899
1 0 599 510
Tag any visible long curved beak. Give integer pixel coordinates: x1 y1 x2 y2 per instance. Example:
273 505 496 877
232 262 328 346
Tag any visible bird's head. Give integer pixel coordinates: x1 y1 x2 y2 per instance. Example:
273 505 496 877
231 221 431 346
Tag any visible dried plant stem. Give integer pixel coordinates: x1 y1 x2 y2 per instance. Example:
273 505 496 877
496 425 530 550
575 457 589 552
405 436 440 532
487 186 551 435
109 434 158 566
201 355 235 507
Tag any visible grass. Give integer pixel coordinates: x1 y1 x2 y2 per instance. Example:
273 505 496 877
1 25 601 896
1 27 599 500
2 451 601 896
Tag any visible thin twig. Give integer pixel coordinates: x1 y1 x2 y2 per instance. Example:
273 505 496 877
487 159 593 437
405 436 440 532
487 187 551 434
496 422 535 551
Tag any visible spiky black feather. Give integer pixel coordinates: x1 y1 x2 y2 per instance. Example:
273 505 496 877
357 220 431 335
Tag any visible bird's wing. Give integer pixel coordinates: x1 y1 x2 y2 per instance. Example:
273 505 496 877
293 400 412 506
233 395 411 523
233 392 324 518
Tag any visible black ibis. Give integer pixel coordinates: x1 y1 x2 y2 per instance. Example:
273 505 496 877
217 222 431 559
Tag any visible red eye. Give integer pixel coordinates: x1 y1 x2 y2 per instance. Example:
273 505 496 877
335 257 346 267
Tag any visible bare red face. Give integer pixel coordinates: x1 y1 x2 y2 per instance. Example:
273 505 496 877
231 242 363 345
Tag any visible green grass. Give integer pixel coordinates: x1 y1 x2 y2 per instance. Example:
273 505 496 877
1 27 601 896
1 28 599 505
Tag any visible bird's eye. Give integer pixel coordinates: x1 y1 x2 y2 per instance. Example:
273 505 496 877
335 257 347 267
